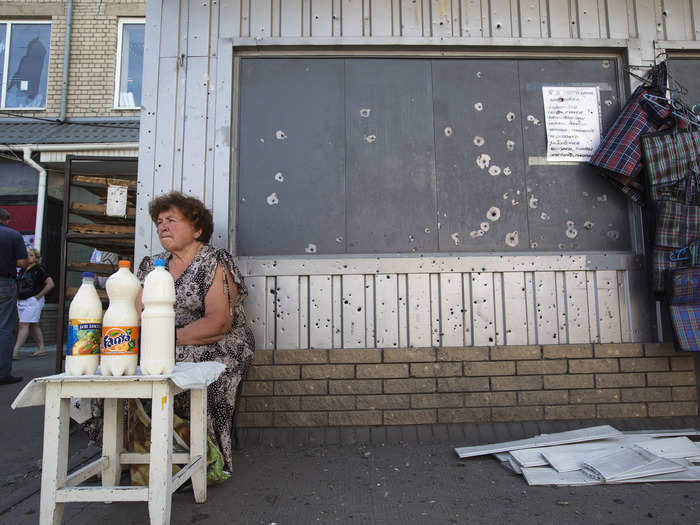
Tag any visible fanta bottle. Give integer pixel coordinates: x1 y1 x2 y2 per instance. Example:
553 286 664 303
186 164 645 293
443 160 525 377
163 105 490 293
65 272 102 375
140 259 176 375
100 260 140 376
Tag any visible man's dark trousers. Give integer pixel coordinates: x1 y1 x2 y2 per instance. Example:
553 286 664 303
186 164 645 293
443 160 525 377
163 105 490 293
0 277 18 379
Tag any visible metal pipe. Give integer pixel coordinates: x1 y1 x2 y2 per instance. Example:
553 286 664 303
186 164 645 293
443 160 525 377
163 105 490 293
22 147 47 251
59 0 73 121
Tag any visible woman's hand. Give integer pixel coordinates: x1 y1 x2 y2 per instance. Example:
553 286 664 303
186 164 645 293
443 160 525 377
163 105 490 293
175 263 237 346
34 276 55 300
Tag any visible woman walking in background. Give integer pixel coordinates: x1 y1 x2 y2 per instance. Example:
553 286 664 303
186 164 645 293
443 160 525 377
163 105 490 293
13 247 54 359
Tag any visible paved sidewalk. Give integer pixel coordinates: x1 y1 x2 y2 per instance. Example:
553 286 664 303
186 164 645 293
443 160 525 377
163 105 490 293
2 348 700 524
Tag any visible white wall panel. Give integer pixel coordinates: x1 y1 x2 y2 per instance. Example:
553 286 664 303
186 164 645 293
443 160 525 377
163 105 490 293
280 0 303 36
535 271 559 345
309 275 333 348
408 274 432 347
460 0 484 36
440 273 464 347
244 276 267 348
265 276 277 349
398 274 409 347
546 0 571 38
596 270 622 343
364 275 376 347
489 0 513 37
401 0 424 35
312 0 334 35
276 275 300 348
565 270 591 344
342 0 365 35
519 0 543 37
472 272 495 346
503 272 527 345
249 0 273 38
342 274 367 347
371 0 394 35
180 56 209 197
376 274 399 348
430 273 442 346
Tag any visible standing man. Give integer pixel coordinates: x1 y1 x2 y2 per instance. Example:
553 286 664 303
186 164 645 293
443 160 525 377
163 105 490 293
0 208 28 385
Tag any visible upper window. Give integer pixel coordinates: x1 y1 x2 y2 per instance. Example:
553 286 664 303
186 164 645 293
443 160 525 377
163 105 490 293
114 19 144 109
0 21 51 109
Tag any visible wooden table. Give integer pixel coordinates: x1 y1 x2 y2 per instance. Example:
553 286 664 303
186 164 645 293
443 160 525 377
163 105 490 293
14 366 219 524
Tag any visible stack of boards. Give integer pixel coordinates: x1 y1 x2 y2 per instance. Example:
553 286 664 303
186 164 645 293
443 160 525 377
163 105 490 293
454 425 700 486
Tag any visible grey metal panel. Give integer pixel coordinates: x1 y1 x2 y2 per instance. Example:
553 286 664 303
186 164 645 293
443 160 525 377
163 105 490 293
345 58 437 253
668 58 700 106
518 58 631 252
432 59 528 252
237 58 346 256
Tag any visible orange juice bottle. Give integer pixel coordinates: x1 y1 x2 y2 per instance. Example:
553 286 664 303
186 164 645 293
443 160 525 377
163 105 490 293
100 261 140 376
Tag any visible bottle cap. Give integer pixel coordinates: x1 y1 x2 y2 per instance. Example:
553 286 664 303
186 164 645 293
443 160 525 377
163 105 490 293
118 260 131 268
154 259 166 267
82 272 95 278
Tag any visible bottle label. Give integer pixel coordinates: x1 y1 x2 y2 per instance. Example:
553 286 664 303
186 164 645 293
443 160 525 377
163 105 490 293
66 319 101 356
101 326 139 356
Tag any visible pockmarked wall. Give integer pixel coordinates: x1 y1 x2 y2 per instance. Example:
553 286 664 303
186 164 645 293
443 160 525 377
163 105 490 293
137 0 700 424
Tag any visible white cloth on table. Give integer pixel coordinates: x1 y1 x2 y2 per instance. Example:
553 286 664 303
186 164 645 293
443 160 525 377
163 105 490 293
10 361 227 411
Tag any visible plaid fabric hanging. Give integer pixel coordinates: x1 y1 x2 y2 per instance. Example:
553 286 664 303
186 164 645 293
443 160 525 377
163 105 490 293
642 129 700 291
666 268 700 352
589 62 673 203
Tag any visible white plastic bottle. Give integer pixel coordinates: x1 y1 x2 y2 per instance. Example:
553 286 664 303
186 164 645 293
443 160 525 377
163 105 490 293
140 259 176 375
100 260 140 376
65 272 103 375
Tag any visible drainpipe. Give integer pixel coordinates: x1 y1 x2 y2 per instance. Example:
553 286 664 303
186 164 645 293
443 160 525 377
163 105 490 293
22 147 47 251
59 0 73 122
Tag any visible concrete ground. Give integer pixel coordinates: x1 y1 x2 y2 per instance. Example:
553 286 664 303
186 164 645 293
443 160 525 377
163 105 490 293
2 345 700 525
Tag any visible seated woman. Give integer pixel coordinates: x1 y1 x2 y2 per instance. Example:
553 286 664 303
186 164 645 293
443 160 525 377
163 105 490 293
137 191 255 475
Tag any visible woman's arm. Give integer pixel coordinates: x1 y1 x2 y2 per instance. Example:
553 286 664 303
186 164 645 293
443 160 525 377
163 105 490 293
34 276 55 300
176 263 237 346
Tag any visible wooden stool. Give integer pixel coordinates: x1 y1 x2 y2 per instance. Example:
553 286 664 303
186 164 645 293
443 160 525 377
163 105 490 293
32 373 208 524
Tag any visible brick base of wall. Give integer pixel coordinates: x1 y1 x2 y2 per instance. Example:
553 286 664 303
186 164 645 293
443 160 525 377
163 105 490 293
236 344 699 428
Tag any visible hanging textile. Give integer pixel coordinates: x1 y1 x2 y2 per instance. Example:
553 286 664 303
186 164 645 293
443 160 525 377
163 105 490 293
641 129 700 291
666 268 700 352
589 62 673 203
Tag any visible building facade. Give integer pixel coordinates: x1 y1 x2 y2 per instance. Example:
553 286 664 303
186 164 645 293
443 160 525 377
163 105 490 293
147 1 699 425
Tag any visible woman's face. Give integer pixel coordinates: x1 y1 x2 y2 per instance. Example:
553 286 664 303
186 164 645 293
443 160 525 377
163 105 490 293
156 207 202 252
27 251 36 264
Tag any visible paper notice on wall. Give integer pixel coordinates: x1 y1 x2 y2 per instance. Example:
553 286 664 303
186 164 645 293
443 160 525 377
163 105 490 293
542 86 602 162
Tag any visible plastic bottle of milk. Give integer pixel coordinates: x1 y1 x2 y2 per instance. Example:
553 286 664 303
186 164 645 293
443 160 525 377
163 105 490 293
140 259 176 375
65 272 103 375
101 261 140 376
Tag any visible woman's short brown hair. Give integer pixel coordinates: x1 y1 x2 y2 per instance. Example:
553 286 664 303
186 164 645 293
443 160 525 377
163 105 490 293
148 191 214 244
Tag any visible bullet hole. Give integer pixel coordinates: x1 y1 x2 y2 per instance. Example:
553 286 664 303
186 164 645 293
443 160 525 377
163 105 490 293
558 243 566 249
240 196 246 202
505 231 519 247
480 222 490 232
274 172 284 182
503 167 512 176
408 235 415 243
506 112 516 122
597 194 608 202
531 241 538 248
451 232 461 245
488 165 501 176
602 59 610 68
476 153 491 169
503 192 509 200
584 221 594 230
275 130 287 140
605 99 613 106
336 236 343 243
526 115 541 126
506 140 515 151
444 127 453 137
266 192 279 205
566 227 578 239
473 136 485 147
566 220 575 228
360 108 371 117
540 212 550 221
582 191 589 197
470 229 484 238
260 138 265 143
424 227 431 234
528 195 539 209
487 206 501 221
474 102 484 111
607 230 620 240
476 71 483 79
365 134 377 143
